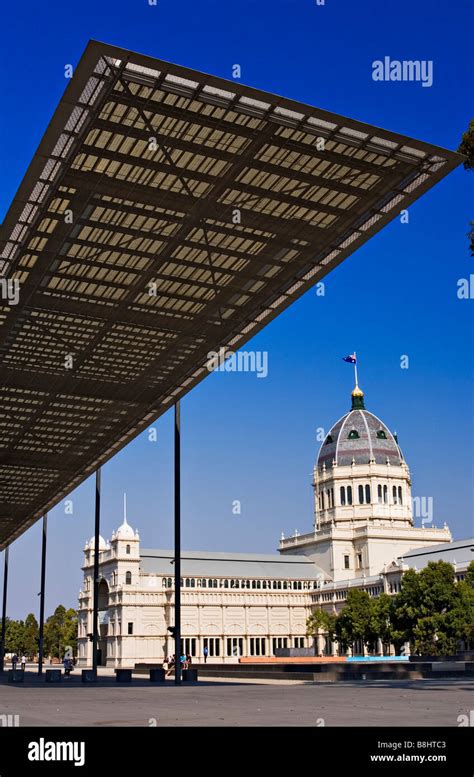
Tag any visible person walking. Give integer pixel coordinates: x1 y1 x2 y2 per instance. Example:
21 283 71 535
63 655 73 677
11 653 18 671
20 655 26 672
203 645 208 664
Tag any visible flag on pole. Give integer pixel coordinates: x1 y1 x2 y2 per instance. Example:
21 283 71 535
342 353 357 364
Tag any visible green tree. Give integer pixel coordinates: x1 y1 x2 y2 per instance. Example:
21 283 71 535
335 589 377 653
44 605 78 659
23 613 39 658
457 119 474 255
63 608 78 656
464 560 474 588
306 609 337 652
392 561 458 655
5 619 26 654
445 563 474 649
458 119 474 170
372 593 395 649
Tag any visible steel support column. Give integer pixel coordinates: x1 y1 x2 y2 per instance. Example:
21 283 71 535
174 401 182 685
38 514 47 674
92 468 101 675
0 546 9 672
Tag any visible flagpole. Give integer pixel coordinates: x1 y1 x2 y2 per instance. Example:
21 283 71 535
354 352 358 387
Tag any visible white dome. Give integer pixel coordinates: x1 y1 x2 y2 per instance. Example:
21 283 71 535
115 516 136 540
86 535 107 550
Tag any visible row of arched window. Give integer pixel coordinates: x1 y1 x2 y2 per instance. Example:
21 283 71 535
162 577 319 590
318 483 404 509
377 485 403 505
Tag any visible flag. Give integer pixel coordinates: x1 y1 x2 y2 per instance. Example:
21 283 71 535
342 353 357 364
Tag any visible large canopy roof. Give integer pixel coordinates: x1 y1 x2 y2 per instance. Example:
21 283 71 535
0 40 462 548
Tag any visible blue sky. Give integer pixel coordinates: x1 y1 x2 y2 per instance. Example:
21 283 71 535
1 0 473 618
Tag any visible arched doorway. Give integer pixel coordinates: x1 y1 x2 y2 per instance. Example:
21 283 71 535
97 579 109 666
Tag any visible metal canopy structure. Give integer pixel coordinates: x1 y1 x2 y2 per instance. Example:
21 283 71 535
0 40 462 548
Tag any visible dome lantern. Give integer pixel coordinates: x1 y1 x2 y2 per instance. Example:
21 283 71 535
351 384 365 410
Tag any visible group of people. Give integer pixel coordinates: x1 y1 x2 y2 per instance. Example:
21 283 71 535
165 652 193 675
11 653 75 675
11 654 26 672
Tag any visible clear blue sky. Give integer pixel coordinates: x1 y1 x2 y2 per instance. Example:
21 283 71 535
1 0 473 618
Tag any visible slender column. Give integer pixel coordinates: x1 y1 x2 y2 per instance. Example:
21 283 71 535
174 401 182 684
92 468 101 674
0 546 9 672
38 516 48 675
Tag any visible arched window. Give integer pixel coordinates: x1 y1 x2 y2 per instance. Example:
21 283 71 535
347 486 352 505
348 429 360 439
324 434 333 445
125 571 132 585
201 578 207 588
383 485 388 504
365 484 371 503
398 486 403 504
393 485 398 504
126 544 131 555
321 491 325 510
358 485 364 504
378 484 383 503
376 429 387 439
340 486 346 506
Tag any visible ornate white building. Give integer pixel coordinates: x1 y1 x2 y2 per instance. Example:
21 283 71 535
77 383 468 667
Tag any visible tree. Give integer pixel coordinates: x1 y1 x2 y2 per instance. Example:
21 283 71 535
392 561 459 655
306 609 336 652
372 593 394 649
445 562 474 650
44 605 78 659
458 119 474 170
457 119 474 255
464 560 474 588
334 589 377 652
4 619 26 654
23 613 39 658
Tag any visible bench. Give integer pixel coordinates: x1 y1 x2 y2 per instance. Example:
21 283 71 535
115 669 132 683
7 670 24 683
182 668 198 682
149 668 166 682
81 670 97 683
45 669 62 683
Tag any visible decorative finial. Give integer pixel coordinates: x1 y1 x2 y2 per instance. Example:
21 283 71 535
351 384 365 410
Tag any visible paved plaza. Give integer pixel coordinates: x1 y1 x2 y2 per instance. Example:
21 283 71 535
0 672 472 727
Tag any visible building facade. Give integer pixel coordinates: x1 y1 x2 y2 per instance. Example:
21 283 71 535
77 383 469 667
